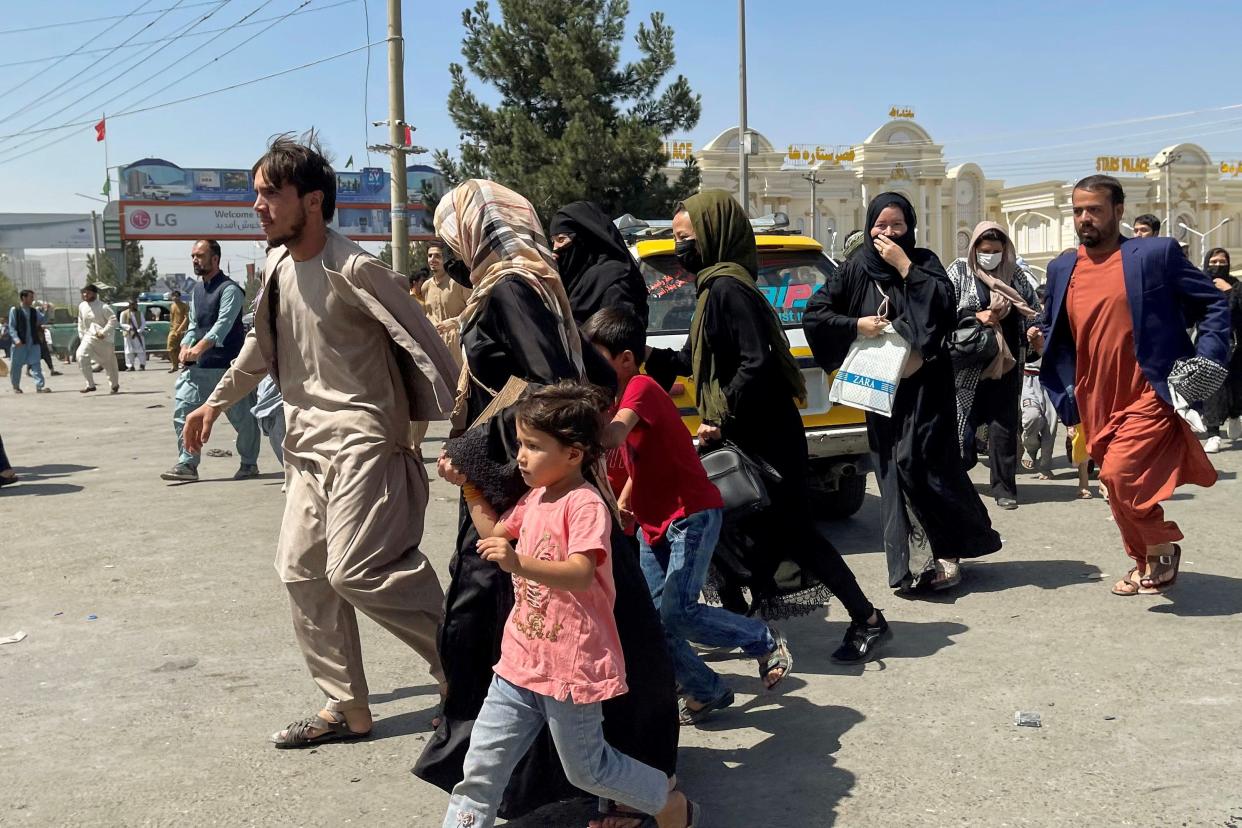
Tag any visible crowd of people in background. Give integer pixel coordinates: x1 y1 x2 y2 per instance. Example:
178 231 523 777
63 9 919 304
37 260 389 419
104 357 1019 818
2 133 1238 828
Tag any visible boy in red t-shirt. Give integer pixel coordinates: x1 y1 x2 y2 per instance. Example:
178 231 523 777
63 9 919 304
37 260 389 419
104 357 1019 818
583 308 792 726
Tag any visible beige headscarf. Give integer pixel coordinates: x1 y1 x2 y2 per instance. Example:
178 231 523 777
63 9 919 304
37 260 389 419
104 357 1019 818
434 179 585 424
967 221 1037 379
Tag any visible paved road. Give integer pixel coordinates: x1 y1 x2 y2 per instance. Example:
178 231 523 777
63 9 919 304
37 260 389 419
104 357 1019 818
3 367 1241 826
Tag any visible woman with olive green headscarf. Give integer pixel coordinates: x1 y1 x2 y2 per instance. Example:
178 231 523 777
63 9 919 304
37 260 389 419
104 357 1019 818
646 189 891 665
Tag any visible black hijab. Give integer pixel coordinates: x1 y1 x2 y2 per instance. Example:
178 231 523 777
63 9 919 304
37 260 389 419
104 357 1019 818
857 192 925 283
549 201 649 326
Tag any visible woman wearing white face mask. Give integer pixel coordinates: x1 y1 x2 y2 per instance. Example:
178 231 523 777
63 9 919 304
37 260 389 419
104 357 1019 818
947 222 1042 510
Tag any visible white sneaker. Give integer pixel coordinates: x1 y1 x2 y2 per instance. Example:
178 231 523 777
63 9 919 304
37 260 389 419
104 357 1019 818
1205 435 1222 454
1227 417 1242 441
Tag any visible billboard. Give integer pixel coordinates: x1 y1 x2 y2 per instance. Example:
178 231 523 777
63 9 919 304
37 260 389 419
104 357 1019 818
117 158 442 242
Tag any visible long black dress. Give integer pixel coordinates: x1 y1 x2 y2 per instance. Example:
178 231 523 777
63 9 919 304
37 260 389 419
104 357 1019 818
412 276 678 819
803 254 1002 589
646 277 877 623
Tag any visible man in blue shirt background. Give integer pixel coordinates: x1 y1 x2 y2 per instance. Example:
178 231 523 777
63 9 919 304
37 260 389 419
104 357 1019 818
160 239 261 483
8 290 50 394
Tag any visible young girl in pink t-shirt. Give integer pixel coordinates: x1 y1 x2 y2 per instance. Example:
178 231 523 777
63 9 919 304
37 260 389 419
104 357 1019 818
442 382 699 828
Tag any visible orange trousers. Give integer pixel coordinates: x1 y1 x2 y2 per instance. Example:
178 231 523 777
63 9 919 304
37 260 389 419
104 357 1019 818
1094 408 1216 564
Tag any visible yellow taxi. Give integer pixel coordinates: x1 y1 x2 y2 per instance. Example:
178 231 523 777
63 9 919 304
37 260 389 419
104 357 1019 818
620 215 871 519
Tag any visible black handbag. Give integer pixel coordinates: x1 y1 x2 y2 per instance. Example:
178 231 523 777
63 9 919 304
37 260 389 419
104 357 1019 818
699 441 782 517
948 317 999 369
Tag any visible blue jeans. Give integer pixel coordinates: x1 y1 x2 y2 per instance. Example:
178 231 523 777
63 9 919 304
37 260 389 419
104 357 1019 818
639 508 775 703
173 366 260 469
443 675 668 828
9 344 43 391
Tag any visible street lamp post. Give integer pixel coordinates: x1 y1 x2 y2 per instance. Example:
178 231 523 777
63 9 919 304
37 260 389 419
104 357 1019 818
801 168 826 244
737 0 749 215
1178 217 1232 265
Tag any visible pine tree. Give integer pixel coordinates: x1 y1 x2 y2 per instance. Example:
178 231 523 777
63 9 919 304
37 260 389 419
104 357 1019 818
435 0 702 224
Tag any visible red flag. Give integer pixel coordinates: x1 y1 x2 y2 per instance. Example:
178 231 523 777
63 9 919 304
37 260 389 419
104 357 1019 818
403 125 412 146
94 118 106 142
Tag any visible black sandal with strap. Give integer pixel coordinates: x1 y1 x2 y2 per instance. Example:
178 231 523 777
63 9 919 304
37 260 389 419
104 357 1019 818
270 712 372 749
757 626 793 690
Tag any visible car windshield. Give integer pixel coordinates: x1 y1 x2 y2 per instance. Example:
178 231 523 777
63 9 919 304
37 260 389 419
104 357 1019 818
640 247 838 334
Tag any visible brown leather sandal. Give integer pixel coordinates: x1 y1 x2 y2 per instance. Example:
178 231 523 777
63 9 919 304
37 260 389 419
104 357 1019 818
269 711 371 749
1139 545 1182 594
1111 567 1142 596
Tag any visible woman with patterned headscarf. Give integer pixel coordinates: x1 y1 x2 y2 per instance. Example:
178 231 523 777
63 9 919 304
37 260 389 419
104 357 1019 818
413 180 678 821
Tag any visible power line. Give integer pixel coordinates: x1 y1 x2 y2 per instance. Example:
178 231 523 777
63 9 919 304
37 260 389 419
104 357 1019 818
0 0 157 101
0 1 238 156
0 0 201 123
0 2 222 36
115 0 309 116
361 0 373 168
0 0 352 70
0 41 386 169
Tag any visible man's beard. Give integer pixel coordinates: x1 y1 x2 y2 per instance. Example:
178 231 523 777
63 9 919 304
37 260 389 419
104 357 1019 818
267 206 307 247
1077 220 1115 249
192 264 206 276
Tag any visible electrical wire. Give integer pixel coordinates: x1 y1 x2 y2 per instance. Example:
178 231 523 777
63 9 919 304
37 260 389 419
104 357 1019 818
0 1 236 155
361 0 372 168
0 2 222 36
0 41 386 168
0 0 199 124
0 0 353 70
0 0 156 101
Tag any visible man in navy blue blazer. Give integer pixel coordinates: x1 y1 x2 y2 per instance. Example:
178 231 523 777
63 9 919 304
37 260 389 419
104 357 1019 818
1035 174 1229 597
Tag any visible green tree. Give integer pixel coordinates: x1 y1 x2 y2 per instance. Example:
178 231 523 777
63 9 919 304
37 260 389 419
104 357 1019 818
435 0 702 224
84 241 152 298
378 242 429 276
0 266 18 316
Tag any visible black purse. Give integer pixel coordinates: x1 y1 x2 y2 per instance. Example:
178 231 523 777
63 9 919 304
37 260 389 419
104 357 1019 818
948 316 999 369
699 441 782 517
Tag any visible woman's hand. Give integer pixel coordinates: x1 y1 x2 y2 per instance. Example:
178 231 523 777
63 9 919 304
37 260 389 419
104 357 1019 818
857 316 888 338
477 536 519 573
437 450 467 486
696 423 722 444
873 234 912 278
976 309 996 326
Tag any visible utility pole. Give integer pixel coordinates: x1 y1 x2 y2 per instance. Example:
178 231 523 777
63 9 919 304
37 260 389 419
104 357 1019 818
737 0 749 216
801 168 826 244
1153 150 1181 235
387 0 409 276
90 210 100 261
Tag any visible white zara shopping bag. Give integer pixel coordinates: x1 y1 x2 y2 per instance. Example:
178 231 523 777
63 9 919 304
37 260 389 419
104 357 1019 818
828 323 911 416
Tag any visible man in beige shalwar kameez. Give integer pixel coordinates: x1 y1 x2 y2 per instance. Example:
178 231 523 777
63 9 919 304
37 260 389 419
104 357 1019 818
183 136 458 747
423 239 470 371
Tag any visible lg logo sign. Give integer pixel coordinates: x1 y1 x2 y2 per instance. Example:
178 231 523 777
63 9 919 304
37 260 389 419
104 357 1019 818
128 209 177 229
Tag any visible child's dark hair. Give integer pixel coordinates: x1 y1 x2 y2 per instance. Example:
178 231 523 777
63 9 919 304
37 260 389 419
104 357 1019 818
581 307 646 366
515 381 612 465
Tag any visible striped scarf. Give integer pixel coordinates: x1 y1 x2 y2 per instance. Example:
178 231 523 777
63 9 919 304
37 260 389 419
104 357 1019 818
434 179 585 424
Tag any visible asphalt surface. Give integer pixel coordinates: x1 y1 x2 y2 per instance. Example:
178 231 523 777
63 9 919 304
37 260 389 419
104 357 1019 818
2 365 1241 827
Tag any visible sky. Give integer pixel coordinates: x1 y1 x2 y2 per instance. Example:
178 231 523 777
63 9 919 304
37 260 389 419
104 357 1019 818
1 0 1240 280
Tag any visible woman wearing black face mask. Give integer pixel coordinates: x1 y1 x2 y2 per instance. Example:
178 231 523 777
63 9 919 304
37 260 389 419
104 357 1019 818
1201 248 1242 452
803 192 1001 596
646 189 891 665
548 201 650 327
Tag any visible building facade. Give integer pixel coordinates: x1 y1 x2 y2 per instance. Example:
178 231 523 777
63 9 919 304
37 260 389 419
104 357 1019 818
668 121 1242 279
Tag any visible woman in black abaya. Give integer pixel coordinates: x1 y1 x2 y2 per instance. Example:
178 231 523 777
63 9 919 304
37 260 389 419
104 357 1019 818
803 192 1001 594
549 200 650 327
412 180 677 820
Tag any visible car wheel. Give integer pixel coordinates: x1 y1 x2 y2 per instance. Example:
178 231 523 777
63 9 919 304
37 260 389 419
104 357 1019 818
809 465 868 520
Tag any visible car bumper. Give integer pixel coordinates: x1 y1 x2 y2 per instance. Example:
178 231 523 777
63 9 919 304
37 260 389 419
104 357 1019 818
806 424 870 459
